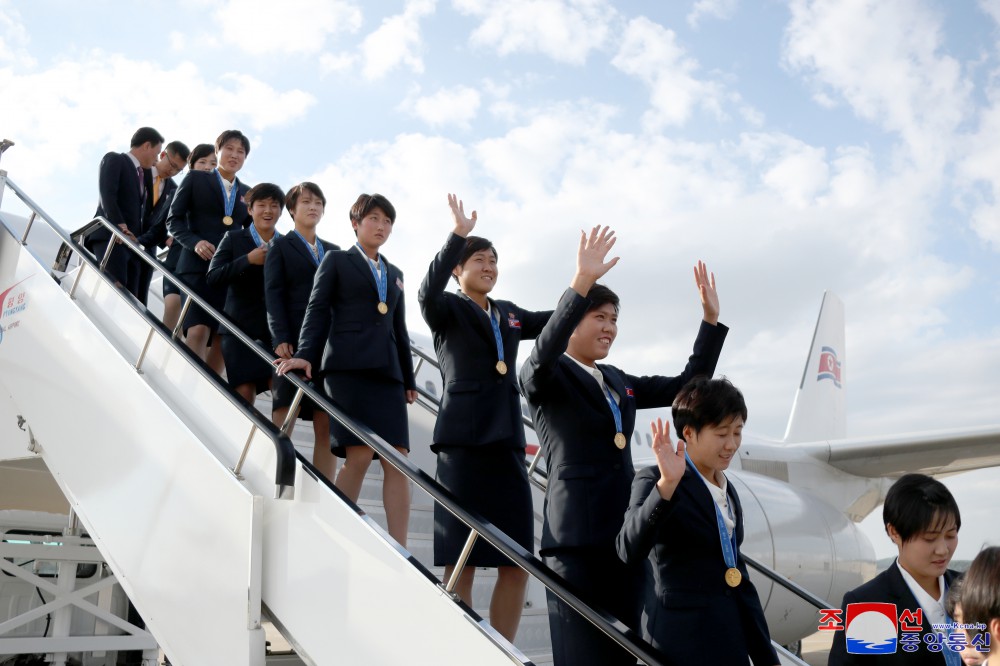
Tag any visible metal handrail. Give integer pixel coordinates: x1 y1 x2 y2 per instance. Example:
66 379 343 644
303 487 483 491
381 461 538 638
1 174 667 664
744 554 832 610
407 323 833 660
0 176 296 496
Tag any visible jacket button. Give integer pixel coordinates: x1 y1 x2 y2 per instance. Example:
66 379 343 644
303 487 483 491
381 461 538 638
613 463 621 470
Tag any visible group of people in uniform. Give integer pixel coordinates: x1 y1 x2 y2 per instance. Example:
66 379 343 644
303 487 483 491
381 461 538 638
92 127 999 666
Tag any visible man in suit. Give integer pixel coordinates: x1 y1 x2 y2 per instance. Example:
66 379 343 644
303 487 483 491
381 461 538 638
135 140 190 305
90 127 164 298
829 473 963 666
617 380 780 666
518 229 727 666
265 182 340 480
166 129 252 370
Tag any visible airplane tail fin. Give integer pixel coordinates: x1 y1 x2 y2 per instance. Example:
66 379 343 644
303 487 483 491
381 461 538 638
782 292 846 443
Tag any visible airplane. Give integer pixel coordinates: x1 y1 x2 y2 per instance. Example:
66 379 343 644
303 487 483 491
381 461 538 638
2 178 999 663
406 290 1000 650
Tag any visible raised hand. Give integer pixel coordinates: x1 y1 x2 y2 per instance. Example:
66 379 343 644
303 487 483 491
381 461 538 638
448 193 477 238
651 418 686 500
570 225 620 296
693 260 719 325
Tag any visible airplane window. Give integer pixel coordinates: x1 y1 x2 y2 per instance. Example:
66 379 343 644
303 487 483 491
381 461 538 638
645 433 652 447
424 380 437 397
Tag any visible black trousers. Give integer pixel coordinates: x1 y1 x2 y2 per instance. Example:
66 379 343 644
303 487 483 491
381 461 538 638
544 543 643 666
89 236 141 299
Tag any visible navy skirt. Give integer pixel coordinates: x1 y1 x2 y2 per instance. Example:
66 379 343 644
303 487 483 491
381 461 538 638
178 271 226 334
433 445 533 567
161 242 183 297
272 372 324 421
324 371 409 458
220 330 272 394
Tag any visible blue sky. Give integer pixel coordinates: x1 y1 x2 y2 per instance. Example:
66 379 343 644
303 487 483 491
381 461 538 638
2 0 998 558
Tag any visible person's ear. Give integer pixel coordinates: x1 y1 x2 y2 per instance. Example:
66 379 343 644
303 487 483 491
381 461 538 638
886 524 901 545
682 425 696 444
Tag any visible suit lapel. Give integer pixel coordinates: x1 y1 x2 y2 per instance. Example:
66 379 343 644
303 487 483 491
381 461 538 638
562 357 614 414
456 292 496 345
287 232 317 268
348 247 379 295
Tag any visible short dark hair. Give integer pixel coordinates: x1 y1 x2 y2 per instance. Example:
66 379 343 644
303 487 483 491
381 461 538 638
246 182 285 207
187 143 215 168
165 140 190 162
285 182 327 214
671 376 748 439
962 546 1000 628
585 283 619 313
882 473 961 543
130 127 165 148
215 129 250 155
945 573 965 618
451 236 498 284
350 193 396 230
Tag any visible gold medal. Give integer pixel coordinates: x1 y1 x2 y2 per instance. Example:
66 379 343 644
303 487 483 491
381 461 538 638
614 432 627 449
725 567 742 588
377 301 388 315
496 360 508 375
222 215 234 226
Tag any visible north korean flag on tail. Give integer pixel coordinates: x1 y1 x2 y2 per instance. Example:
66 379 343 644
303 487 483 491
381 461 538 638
817 346 842 388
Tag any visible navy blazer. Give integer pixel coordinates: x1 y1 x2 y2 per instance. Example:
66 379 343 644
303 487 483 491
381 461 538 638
829 564 961 666
205 228 274 340
418 232 552 449
518 288 728 553
93 152 150 241
296 248 416 388
617 465 779 665
166 169 251 276
136 175 177 250
264 233 340 351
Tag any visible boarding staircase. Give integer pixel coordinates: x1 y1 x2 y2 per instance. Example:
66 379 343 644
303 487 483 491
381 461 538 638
0 152 822 665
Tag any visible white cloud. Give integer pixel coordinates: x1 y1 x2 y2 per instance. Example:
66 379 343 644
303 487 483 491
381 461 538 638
0 53 314 213
688 0 739 27
213 0 362 55
782 0 971 168
319 52 357 73
404 85 482 128
611 17 725 130
0 0 33 67
360 0 436 81
453 0 617 65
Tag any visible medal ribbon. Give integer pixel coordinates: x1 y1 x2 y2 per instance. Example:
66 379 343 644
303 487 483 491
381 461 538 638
248 225 279 249
686 454 738 572
215 169 238 219
941 580 962 666
293 231 324 266
356 242 387 303
486 306 505 367
602 381 622 434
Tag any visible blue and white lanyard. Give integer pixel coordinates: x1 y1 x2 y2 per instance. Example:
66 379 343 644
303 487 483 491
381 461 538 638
356 242 387 303
248 225 279 249
293 231 324 265
686 454 738 571
602 381 622 433
215 170 238 218
486 305 505 365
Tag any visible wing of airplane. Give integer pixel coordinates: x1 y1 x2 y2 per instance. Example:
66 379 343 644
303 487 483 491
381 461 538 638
803 426 1000 478
781 290 1000 478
